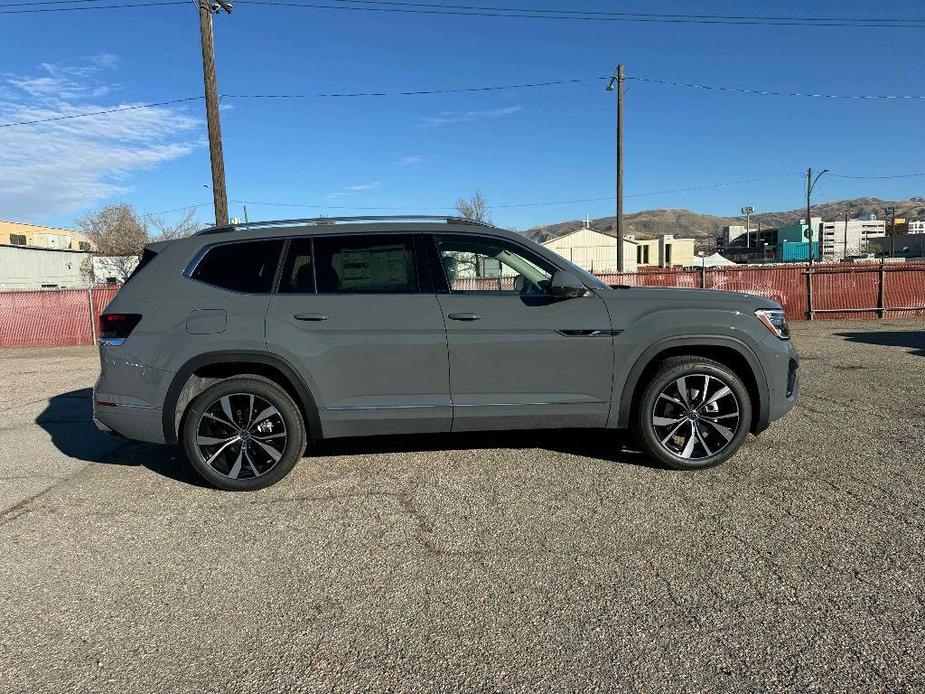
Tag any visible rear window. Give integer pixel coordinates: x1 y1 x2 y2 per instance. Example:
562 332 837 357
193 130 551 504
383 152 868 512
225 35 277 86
191 240 284 293
123 247 158 285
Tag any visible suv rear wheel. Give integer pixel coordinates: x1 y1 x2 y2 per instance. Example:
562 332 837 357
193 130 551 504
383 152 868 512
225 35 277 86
636 356 752 470
182 377 307 491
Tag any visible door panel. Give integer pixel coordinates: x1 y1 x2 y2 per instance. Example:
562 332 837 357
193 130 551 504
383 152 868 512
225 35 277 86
438 293 613 430
431 233 614 431
266 234 450 438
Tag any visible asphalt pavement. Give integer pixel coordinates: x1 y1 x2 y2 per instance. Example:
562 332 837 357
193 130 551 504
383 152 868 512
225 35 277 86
1 319 923 692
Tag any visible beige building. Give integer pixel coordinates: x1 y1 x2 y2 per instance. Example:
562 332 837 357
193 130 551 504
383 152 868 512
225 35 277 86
541 225 638 273
0 220 93 252
630 234 695 269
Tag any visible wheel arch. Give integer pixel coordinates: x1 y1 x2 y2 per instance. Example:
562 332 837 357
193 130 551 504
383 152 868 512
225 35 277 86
162 351 322 445
617 336 769 434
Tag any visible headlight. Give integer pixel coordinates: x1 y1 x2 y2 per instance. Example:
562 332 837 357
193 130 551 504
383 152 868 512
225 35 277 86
755 309 790 339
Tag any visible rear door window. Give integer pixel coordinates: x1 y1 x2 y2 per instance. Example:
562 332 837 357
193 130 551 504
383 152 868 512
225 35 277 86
191 239 284 293
312 235 419 294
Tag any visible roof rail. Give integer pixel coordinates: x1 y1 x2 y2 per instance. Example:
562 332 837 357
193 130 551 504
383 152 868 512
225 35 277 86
197 215 490 235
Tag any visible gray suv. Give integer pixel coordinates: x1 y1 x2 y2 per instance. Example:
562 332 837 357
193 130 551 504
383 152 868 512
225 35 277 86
94 216 798 490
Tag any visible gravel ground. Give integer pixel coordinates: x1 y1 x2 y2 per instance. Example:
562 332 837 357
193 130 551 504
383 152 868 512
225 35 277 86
1 319 923 693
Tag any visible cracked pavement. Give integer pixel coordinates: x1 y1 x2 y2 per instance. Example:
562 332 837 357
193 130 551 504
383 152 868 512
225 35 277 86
1 319 923 692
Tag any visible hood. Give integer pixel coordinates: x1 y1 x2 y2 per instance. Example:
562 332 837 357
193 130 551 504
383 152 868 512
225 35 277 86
602 285 781 311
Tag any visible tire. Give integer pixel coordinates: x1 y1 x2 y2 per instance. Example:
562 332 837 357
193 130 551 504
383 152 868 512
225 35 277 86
635 356 752 470
181 377 307 491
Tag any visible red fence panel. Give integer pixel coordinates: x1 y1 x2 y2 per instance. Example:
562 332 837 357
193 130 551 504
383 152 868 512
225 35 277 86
597 269 701 288
0 288 94 348
91 284 122 319
706 265 808 320
811 266 879 320
884 264 925 318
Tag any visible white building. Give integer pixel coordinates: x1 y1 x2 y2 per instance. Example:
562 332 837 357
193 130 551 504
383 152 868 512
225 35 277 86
93 256 139 284
906 220 925 234
721 225 746 246
820 218 886 260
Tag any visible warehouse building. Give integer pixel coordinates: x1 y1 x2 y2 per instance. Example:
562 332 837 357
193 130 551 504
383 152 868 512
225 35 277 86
0 245 89 290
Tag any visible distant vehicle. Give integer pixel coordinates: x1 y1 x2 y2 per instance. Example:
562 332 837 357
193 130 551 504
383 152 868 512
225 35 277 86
841 253 877 263
94 216 799 490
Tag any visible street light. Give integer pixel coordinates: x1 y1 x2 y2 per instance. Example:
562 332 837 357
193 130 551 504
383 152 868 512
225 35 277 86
741 205 755 263
806 168 828 265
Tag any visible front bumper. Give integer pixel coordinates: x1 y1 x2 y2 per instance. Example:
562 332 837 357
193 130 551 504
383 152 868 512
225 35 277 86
754 333 799 433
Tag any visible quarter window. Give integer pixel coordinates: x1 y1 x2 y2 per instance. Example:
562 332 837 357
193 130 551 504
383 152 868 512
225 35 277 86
434 235 555 294
191 239 284 293
278 238 315 293
312 235 418 294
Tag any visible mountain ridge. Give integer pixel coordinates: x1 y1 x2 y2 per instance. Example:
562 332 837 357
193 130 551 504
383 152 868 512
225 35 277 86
523 197 925 246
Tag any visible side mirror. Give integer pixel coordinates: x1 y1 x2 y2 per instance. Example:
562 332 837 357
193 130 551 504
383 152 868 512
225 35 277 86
549 270 588 299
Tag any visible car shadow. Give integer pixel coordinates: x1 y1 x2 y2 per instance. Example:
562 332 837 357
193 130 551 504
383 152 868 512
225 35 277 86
37 389 662 489
313 428 661 469
35 388 210 488
835 329 925 357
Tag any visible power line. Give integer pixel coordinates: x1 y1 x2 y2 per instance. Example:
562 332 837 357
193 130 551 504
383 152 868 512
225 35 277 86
2 0 924 29
628 76 925 100
0 78 604 128
0 0 184 12
237 1 925 29
226 174 805 213
221 76 608 98
0 97 203 128
829 172 925 179
4 71 925 129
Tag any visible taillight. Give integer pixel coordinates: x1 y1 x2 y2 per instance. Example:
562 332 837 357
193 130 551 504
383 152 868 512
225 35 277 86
99 313 142 345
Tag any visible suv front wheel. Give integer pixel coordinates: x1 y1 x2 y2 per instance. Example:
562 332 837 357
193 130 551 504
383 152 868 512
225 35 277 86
636 356 752 470
182 377 307 491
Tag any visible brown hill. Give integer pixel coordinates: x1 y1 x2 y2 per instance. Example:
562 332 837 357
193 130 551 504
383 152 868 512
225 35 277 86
525 197 925 246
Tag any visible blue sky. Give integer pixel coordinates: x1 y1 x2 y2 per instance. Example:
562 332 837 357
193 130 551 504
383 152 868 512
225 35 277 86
1 0 924 230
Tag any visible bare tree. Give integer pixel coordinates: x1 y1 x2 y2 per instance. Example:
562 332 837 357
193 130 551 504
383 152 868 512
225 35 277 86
76 204 150 282
147 207 200 241
455 189 492 224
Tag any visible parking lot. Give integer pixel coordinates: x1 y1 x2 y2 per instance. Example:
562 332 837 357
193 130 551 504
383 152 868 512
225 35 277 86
1 319 923 692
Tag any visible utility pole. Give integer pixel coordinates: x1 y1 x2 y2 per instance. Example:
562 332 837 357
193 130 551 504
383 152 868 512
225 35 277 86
741 206 754 262
606 64 625 271
198 0 232 226
887 205 896 256
806 167 828 265
843 210 849 259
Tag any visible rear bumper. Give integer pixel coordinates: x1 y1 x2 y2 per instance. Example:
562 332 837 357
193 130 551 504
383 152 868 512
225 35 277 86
92 398 166 443
94 341 172 444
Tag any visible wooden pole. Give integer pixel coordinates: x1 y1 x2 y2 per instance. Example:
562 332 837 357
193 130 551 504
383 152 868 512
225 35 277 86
877 259 886 318
806 267 814 321
616 64 625 272
199 0 229 226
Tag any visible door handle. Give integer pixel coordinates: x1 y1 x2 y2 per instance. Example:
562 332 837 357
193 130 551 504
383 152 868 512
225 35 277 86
447 312 483 321
293 313 330 322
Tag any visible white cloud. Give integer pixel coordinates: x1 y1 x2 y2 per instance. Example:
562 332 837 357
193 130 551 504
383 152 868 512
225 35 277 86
343 181 382 191
395 155 425 166
421 105 522 127
0 56 201 221
325 181 384 199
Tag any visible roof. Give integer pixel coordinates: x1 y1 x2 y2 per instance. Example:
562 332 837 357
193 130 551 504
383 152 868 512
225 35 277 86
541 225 639 246
0 219 77 234
197 215 491 236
